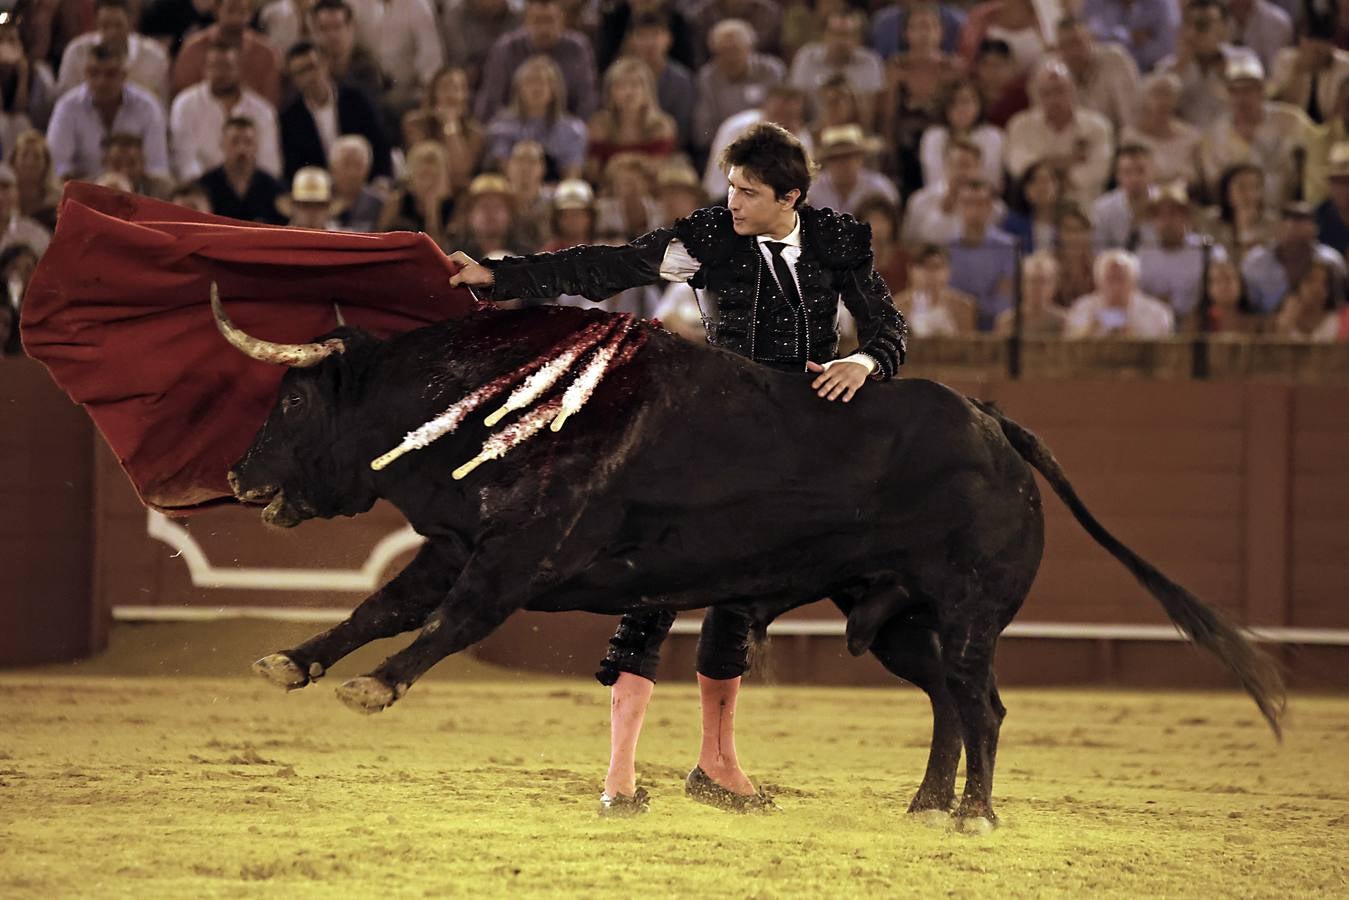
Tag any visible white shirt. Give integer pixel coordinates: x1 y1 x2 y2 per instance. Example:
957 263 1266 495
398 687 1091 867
56 33 171 105
352 0 444 95
1005 106 1114 207
169 83 282 182
1065 290 1175 338
657 212 876 374
305 88 340 156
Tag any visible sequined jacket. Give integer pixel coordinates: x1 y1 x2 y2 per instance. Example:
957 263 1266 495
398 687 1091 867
481 205 908 378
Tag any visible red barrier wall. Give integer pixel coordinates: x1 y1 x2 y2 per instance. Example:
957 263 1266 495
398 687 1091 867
4 366 1347 687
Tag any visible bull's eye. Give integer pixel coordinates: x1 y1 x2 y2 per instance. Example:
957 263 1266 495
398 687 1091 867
282 393 305 414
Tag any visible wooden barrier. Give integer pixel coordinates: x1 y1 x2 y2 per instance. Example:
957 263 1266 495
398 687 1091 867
3 345 1348 686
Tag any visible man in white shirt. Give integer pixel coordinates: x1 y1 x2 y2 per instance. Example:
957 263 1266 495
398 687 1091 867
1227 0 1294 73
902 137 1004 246
788 7 884 124
1092 143 1157 251
1137 181 1228 319
692 18 786 151
1006 61 1114 209
1199 55 1312 210
47 42 170 181
55 0 171 105
170 40 282 183
1051 15 1141 132
349 0 444 117
1157 0 1263 130
1066 248 1176 338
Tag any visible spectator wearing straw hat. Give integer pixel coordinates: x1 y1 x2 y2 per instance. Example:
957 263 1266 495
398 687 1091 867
279 165 338 230
654 156 706 226
1198 55 1311 211
544 177 596 251
808 125 899 216
449 172 528 259
1315 142 1349 253
1136 180 1227 319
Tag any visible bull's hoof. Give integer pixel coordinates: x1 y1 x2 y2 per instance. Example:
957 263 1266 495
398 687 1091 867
956 815 996 836
252 654 309 691
335 677 403 715
910 809 952 829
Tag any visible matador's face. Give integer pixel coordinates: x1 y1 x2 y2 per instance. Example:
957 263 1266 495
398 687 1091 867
726 166 799 238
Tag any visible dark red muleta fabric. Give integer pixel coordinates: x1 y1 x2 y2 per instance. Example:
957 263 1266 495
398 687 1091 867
21 182 481 514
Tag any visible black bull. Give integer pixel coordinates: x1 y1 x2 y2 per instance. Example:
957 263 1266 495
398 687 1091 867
221 301 1283 826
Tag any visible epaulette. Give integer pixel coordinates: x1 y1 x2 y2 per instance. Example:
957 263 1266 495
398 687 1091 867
671 205 738 265
800 205 873 270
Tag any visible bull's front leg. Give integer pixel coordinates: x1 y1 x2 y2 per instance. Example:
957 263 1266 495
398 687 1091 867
332 534 545 715
253 540 463 691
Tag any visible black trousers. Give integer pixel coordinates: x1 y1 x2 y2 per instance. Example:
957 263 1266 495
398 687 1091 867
595 604 757 685
594 356 803 686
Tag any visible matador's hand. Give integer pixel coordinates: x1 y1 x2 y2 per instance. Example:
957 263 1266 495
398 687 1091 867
806 360 869 403
448 251 495 288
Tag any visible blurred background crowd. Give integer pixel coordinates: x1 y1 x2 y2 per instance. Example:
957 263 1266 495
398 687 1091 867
3 0 1349 353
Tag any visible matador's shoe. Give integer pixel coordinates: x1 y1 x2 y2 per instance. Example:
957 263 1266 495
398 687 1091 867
598 786 650 817
684 766 777 813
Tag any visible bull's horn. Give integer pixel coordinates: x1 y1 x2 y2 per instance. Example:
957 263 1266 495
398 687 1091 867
211 282 344 368
333 302 346 327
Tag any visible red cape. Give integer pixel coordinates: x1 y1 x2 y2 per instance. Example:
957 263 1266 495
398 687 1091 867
21 183 480 514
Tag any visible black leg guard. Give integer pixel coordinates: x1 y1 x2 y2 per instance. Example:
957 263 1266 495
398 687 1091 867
595 609 678 686
695 605 756 681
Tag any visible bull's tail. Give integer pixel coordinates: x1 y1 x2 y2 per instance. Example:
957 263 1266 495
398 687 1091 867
972 399 1286 739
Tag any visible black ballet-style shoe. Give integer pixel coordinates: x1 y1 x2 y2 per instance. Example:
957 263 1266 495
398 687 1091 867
597 786 650 817
684 766 777 813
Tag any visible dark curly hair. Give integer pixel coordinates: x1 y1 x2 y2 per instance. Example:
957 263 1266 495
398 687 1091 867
719 122 817 209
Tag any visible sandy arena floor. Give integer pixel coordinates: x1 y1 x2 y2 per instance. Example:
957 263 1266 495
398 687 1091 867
0 621 1346 899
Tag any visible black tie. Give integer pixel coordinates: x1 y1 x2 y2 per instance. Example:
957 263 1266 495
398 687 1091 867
1308 71 1322 123
766 241 802 311
766 240 808 360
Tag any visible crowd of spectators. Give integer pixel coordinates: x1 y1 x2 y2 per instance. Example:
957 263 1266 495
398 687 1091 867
3 0 1349 353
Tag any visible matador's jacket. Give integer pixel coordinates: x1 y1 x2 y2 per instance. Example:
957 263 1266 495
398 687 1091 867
479 203 909 685
480 204 909 378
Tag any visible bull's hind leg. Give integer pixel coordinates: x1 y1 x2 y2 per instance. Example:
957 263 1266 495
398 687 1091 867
936 603 1008 833
254 543 460 691
858 609 963 819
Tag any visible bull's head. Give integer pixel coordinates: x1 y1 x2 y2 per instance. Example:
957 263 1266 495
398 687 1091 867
213 284 380 527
